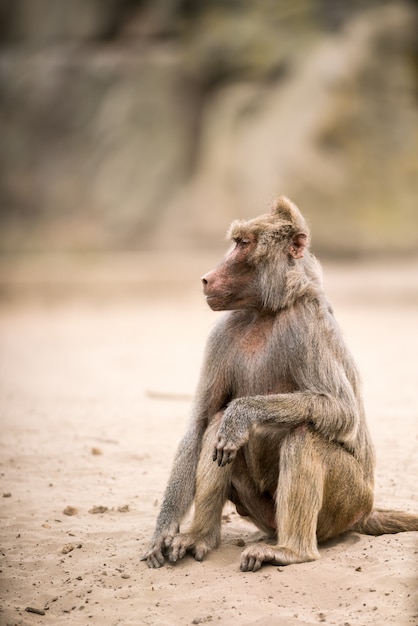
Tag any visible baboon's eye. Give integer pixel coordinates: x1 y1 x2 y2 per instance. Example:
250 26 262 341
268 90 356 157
234 237 250 246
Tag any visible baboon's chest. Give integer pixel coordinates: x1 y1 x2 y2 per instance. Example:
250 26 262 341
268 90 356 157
232 316 293 396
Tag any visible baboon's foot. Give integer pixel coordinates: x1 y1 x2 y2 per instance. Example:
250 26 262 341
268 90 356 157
168 531 218 563
240 543 319 572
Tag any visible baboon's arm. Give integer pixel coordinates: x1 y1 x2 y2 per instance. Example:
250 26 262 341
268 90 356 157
143 424 203 566
143 332 230 567
214 355 360 467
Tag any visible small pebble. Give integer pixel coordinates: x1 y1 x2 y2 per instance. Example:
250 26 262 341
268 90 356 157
89 505 108 514
63 506 78 516
25 607 45 616
62 544 75 554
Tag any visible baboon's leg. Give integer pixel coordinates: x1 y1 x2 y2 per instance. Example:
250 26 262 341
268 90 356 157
168 414 233 563
228 446 277 536
240 427 372 572
227 425 296 537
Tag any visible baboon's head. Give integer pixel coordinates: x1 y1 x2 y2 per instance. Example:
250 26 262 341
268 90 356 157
201 197 312 312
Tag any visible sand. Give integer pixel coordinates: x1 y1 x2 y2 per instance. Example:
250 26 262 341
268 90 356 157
1 259 417 625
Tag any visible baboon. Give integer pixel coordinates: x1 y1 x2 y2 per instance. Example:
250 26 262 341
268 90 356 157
143 197 418 572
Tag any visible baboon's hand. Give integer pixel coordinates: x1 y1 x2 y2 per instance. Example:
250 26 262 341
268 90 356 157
213 401 250 467
141 527 177 568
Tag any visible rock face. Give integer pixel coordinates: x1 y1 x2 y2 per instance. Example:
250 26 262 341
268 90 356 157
0 46 195 248
0 0 417 255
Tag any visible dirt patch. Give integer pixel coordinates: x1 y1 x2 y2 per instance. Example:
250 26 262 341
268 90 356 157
0 262 417 625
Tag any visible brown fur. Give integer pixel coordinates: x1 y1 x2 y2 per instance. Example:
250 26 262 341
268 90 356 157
142 196 418 572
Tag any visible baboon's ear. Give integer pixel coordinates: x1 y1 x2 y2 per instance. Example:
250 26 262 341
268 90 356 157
272 196 310 246
289 233 307 259
272 196 302 224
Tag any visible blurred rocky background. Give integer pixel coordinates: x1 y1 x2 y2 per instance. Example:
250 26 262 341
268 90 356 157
0 0 417 265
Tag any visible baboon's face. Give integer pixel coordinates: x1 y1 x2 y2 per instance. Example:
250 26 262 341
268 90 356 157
201 206 307 312
201 231 260 311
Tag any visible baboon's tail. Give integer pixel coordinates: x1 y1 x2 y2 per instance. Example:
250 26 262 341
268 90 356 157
352 508 418 535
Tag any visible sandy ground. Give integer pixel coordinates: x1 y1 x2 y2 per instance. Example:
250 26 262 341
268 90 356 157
1 258 418 626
